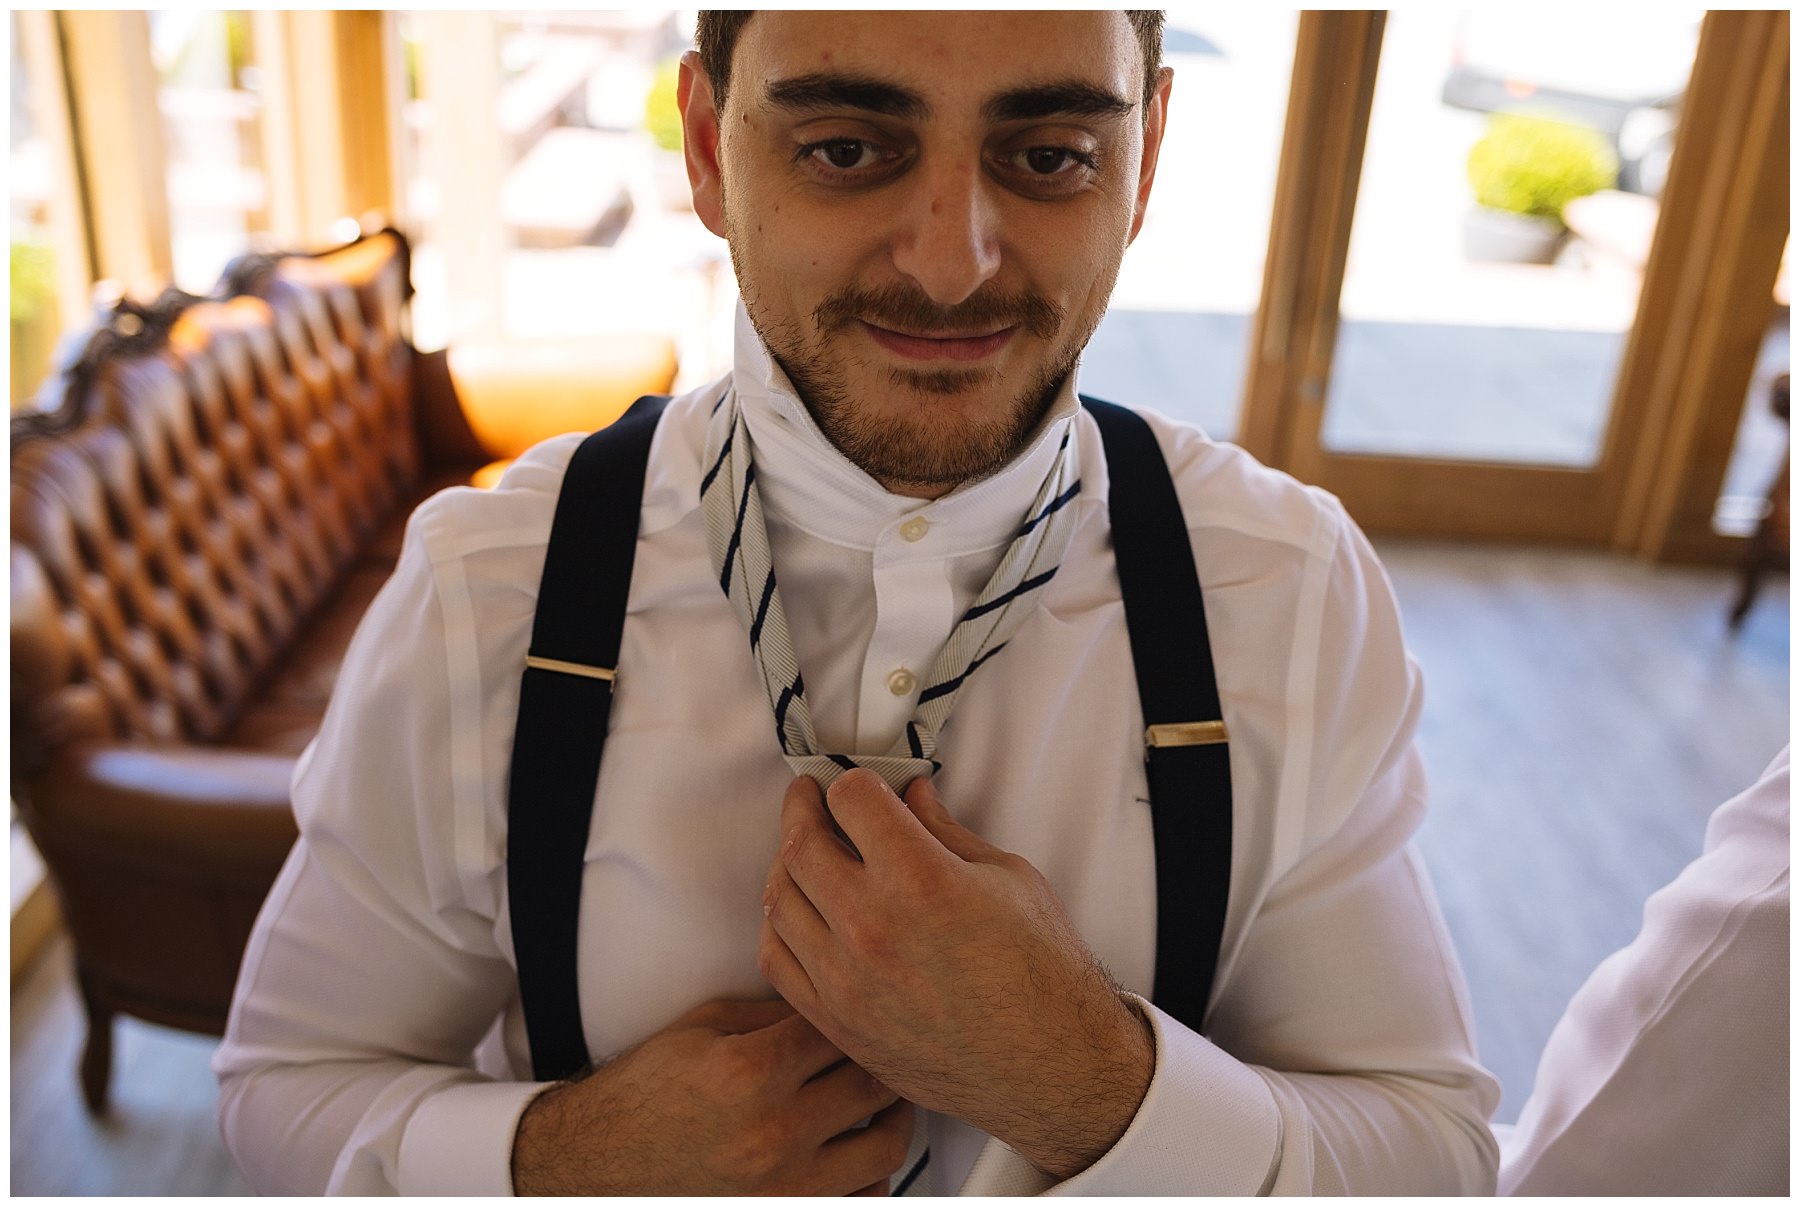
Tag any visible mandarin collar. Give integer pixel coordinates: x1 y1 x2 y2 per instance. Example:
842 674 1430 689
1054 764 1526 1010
728 303 1083 555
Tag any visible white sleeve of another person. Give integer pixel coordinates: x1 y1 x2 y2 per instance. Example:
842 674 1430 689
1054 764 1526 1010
1498 747 1790 1196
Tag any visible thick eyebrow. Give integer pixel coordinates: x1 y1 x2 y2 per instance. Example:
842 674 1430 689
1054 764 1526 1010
983 80 1136 123
763 72 930 121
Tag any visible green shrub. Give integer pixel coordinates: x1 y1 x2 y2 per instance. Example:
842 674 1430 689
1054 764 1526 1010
1466 113 1618 223
10 239 54 325
644 56 683 153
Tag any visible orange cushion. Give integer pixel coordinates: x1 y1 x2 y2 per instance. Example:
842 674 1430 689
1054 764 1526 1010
448 336 679 461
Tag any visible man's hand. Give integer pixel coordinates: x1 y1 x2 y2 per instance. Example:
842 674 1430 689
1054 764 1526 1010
511 996 913 1195
759 771 1154 1181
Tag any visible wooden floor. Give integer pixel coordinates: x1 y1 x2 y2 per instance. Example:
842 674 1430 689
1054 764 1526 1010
1384 539 1790 1122
10 541 1788 1193
11 933 250 1196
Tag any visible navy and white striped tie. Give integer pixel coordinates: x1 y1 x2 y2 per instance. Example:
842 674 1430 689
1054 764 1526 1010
701 387 1082 797
702 387 1079 1194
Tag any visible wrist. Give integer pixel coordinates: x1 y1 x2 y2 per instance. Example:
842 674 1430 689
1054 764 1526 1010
512 1073 622 1195
1006 988 1156 1181
510 1080 570 1195
1055 991 1156 1177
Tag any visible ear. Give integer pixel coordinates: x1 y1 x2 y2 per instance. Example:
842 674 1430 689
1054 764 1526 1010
1127 66 1175 246
678 50 728 238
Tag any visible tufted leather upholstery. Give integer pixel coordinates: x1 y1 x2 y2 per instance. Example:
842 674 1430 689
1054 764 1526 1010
10 230 491 1111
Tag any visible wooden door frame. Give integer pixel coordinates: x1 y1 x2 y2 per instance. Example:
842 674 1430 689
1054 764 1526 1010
30 12 401 303
1239 10 1789 559
14 12 95 332
1609 10 1789 564
255 11 401 247
56 10 173 296
1239 11 1384 475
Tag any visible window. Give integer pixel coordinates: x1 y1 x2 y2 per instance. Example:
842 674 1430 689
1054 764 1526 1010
149 10 270 294
11 11 62 407
399 10 732 391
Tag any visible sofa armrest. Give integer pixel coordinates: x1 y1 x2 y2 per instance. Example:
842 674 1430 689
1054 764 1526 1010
446 335 678 461
26 744 299 889
412 346 493 471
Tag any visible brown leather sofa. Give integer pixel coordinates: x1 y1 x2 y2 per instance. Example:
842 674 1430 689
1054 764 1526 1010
9 229 501 1112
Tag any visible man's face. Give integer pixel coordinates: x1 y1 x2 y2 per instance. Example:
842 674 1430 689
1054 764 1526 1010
680 12 1171 497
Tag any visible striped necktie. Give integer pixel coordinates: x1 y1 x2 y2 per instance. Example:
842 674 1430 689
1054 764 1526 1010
701 387 1082 796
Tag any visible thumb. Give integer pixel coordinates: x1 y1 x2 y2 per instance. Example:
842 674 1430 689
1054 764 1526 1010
902 777 997 862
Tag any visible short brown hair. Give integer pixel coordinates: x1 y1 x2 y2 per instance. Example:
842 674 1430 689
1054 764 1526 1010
694 10 1165 116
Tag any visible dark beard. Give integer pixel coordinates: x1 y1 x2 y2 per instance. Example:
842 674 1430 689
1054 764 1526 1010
779 348 1072 492
738 272 1086 491
723 251 1087 489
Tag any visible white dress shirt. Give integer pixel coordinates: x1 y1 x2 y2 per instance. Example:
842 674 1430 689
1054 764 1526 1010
1497 746 1790 1196
214 308 1499 1195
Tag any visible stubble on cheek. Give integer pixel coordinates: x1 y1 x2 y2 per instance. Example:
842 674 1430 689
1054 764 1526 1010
715 150 1132 490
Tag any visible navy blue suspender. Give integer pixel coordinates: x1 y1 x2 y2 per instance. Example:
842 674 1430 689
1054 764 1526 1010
1082 398 1233 1037
507 394 670 1082
507 395 1232 1082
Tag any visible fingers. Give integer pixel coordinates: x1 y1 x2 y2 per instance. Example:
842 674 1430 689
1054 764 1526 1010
763 789 837 1013
764 845 833 957
758 920 823 1018
902 776 999 863
779 775 862 918
819 1096 916 1195
749 1006 847 1084
680 996 796 1034
680 998 843 1086
794 1059 900 1143
819 769 942 869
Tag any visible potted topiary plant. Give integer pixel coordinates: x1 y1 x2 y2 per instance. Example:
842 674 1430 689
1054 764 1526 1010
1464 112 1618 264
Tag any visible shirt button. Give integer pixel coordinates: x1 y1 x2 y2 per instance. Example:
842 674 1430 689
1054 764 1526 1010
899 516 930 542
887 668 917 696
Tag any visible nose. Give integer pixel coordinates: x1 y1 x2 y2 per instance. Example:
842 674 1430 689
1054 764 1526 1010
889 158 1003 307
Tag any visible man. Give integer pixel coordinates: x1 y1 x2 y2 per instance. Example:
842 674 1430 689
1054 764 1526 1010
1498 747 1789 1195
216 11 1498 1194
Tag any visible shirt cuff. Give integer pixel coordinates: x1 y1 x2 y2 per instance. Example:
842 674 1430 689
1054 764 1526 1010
396 1079 547 1195
1046 993 1283 1196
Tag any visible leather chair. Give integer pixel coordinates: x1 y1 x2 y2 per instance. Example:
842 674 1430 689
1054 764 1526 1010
9 229 503 1112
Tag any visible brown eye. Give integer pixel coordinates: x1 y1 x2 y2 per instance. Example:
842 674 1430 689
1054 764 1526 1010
817 140 871 170
1025 147 1073 174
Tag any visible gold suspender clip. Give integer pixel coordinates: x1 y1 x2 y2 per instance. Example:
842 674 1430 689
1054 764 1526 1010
525 655 617 683
1145 720 1229 748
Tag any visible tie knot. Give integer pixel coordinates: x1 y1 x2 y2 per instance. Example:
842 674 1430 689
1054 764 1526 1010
701 391 1081 788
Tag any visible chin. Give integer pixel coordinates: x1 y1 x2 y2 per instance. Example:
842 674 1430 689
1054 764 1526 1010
886 365 997 399
821 374 1061 489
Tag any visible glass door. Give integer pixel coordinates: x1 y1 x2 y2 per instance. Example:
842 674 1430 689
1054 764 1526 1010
1240 10 1789 552
1081 11 1301 442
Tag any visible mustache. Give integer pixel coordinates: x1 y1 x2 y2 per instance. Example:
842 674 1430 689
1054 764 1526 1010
812 283 1065 341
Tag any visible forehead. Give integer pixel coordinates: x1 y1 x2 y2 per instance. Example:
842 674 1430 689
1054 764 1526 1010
733 10 1142 113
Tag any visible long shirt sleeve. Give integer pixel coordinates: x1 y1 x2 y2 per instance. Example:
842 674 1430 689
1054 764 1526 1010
1497 747 1789 1195
964 475 1498 1196
214 519 541 1195
215 368 1497 1195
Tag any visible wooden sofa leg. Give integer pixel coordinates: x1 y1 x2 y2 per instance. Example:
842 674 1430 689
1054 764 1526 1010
75 965 115 1115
